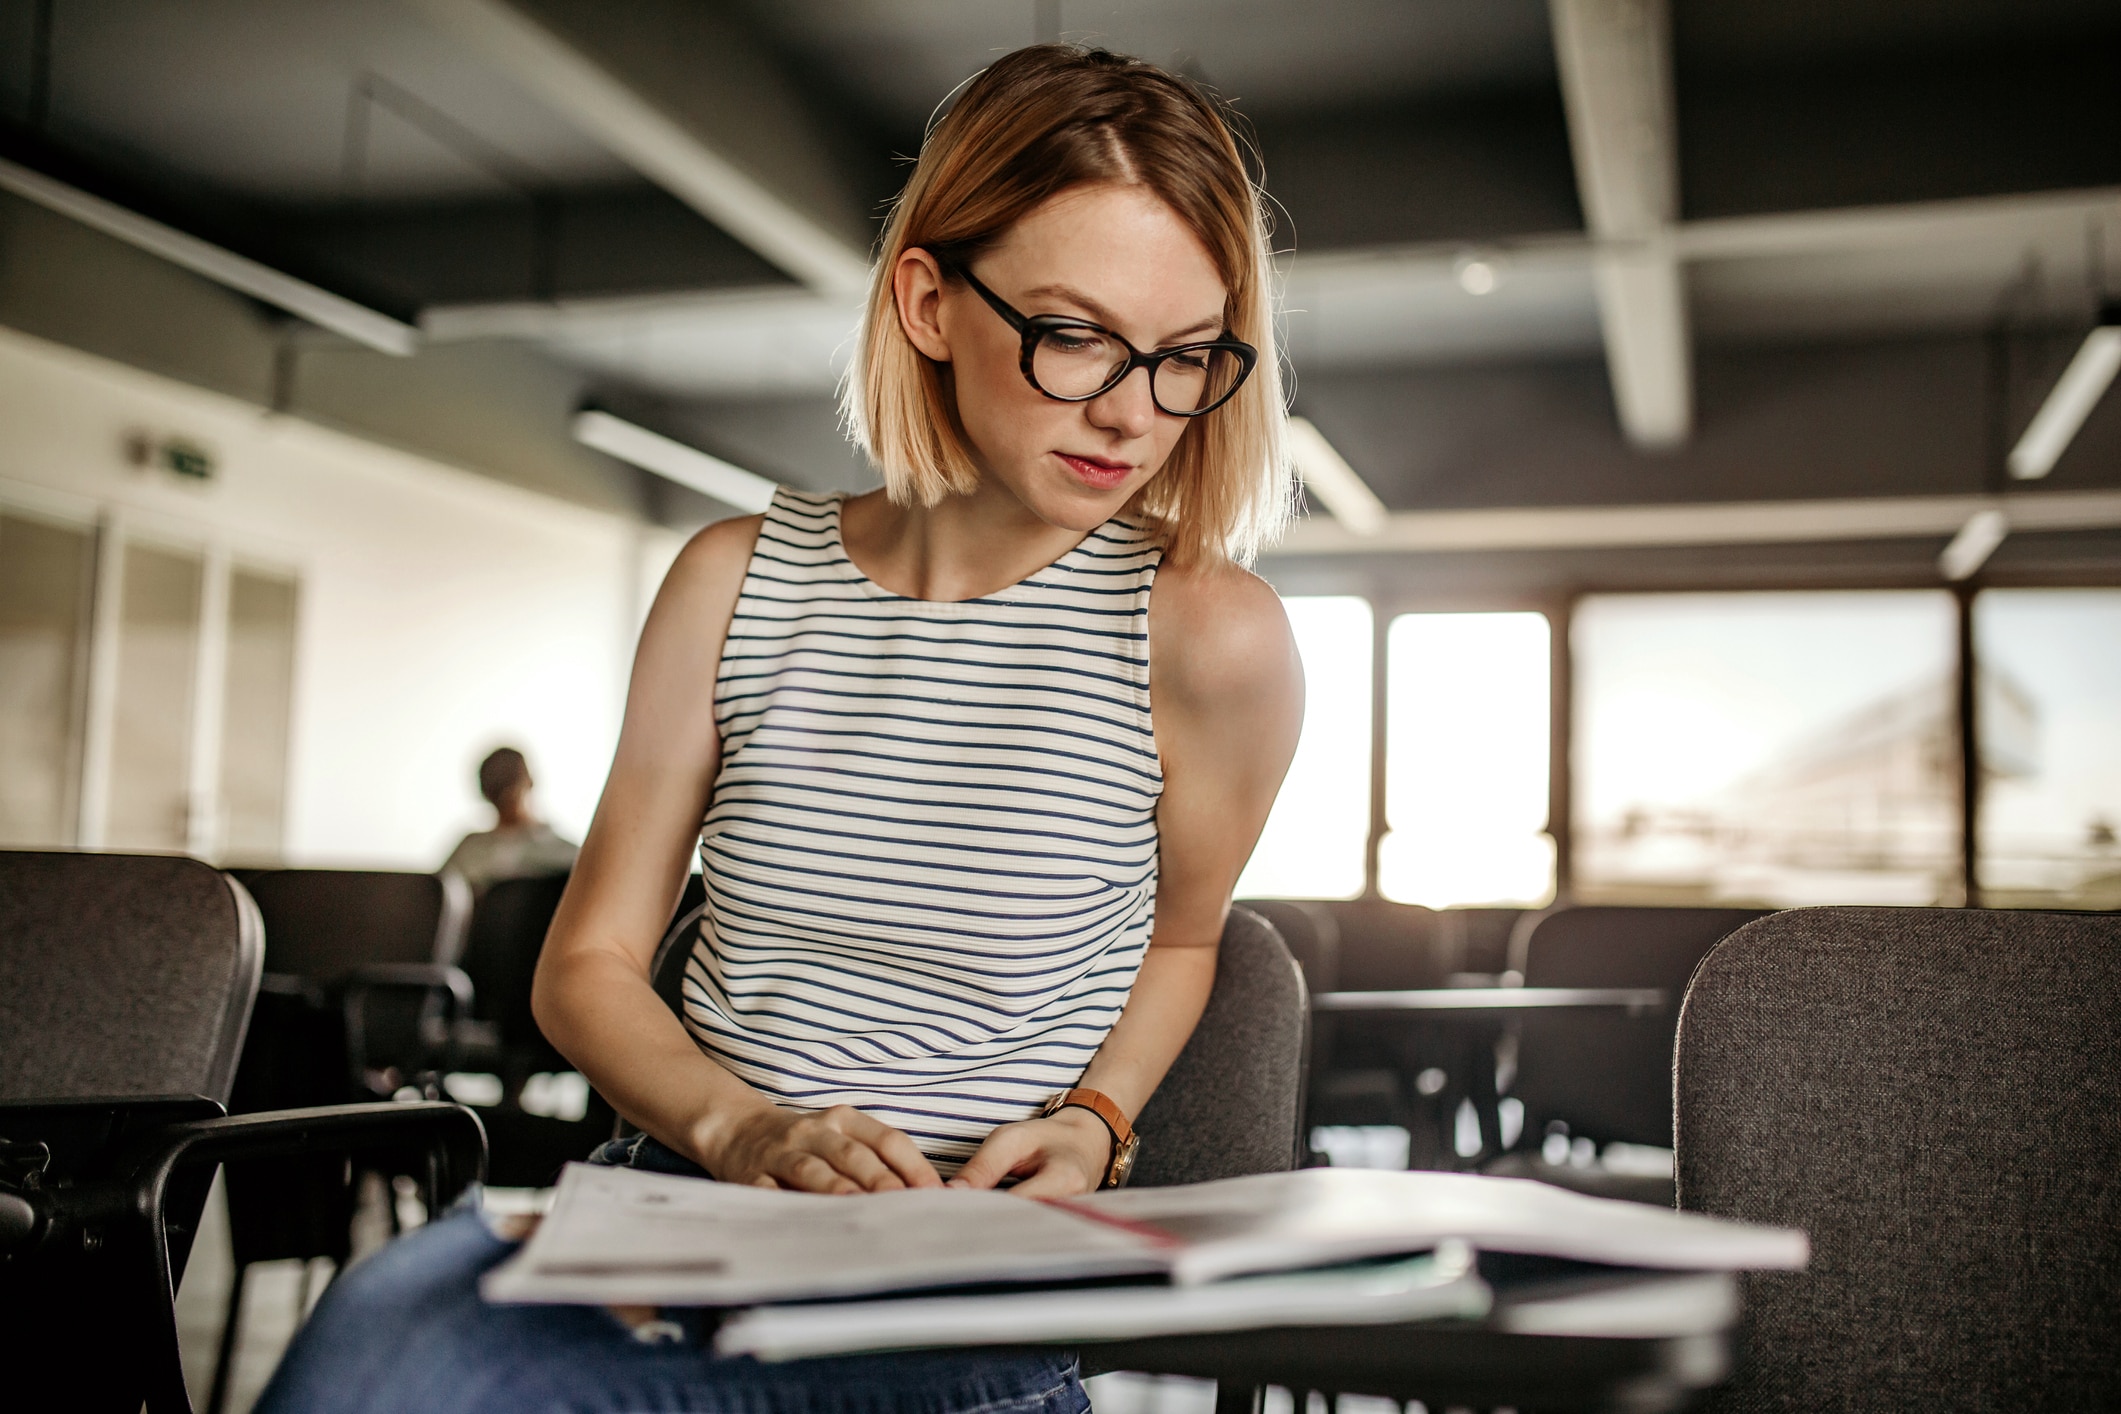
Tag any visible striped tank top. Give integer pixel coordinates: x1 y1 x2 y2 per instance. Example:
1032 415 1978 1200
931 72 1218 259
681 489 1164 1171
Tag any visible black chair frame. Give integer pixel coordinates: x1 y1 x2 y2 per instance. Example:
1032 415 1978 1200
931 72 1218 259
1 1096 483 1414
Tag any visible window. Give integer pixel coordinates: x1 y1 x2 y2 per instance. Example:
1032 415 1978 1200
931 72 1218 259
1235 596 1371 900
1378 611 1554 909
1573 591 1960 907
1975 590 2121 909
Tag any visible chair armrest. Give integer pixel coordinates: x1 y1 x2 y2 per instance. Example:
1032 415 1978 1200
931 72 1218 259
137 1101 486 1194
96 1102 483 1414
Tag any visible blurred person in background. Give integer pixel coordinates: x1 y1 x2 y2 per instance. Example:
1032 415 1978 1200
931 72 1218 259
442 745 578 892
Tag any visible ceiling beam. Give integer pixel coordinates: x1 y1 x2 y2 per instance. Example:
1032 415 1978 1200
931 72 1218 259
1550 0 1691 448
402 0 872 295
1268 489 2121 557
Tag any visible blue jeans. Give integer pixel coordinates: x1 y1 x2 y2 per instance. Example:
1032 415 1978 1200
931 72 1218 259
253 1135 1088 1414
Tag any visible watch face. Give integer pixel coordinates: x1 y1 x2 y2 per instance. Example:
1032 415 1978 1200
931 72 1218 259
1110 1133 1140 1188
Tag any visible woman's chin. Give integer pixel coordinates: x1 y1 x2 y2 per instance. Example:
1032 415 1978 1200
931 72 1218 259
1020 472 1141 531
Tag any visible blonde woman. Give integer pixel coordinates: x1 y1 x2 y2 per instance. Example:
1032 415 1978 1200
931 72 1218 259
260 44 1303 1414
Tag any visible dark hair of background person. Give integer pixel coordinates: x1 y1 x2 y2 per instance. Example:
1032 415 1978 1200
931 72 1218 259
477 747 530 807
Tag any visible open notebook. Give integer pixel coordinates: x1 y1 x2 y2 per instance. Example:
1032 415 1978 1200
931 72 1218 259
482 1163 1806 1309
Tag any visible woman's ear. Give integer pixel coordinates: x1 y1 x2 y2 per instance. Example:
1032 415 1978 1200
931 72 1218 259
893 247 954 363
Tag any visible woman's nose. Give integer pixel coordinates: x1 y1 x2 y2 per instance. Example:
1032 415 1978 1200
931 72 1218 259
1086 366 1158 439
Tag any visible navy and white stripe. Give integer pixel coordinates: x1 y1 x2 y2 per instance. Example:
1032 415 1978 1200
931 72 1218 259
682 489 1163 1170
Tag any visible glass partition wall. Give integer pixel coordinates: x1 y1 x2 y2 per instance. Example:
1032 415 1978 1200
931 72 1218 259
0 512 96 846
0 497 299 862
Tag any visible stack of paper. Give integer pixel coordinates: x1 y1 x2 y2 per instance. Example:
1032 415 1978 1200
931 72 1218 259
481 1164 1807 1359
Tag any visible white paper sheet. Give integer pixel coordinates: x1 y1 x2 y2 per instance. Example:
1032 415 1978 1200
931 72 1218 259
1068 1168 1809 1284
715 1245 1492 1361
481 1164 1169 1306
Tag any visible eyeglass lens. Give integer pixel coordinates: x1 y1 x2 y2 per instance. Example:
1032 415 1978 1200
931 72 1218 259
1030 328 1246 414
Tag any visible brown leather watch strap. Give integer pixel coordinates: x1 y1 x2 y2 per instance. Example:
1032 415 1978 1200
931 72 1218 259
1045 1087 1134 1147
1043 1088 1139 1188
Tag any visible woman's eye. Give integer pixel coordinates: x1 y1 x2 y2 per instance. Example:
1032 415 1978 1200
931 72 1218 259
1168 352 1210 373
1046 332 1103 354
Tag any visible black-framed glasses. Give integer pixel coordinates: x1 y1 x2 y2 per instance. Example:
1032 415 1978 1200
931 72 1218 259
943 258 1257 418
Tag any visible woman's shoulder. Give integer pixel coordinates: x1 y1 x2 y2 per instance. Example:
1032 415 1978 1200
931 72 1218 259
664 512 767 602
1148 553 1298 709
634 513 768 667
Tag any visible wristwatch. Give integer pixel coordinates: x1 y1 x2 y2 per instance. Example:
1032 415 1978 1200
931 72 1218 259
1042 1087 1139 1188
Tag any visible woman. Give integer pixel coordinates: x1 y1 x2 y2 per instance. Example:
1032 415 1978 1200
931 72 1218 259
259 44 1303 1414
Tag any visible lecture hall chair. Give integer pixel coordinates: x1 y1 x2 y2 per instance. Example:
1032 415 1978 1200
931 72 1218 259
0 850 483 1414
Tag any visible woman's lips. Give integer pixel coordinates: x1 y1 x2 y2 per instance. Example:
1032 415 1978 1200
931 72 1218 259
1057 452 1132 490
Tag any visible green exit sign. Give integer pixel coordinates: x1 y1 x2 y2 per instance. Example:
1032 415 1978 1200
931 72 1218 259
160 440 215 481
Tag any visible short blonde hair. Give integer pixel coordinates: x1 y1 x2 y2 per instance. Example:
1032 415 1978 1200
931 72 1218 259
844 45 1290 568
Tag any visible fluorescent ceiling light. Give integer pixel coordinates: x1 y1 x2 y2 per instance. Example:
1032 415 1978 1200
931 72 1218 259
2008 308 2121 480
1287 417 1388 536
0 156 417 356
1268 488 2121 556
572 409 778 513
1938 507 2009 581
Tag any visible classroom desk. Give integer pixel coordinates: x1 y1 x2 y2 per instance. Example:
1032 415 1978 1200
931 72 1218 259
1074 1266 1737 1413
1310 989 1671 1163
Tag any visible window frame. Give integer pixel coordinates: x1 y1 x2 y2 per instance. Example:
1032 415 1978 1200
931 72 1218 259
1271 564 2121 908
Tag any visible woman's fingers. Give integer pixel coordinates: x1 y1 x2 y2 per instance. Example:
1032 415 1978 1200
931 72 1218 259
720 1105 941 1193
836 1108 944 1189
781 1149 861 1195
949 1124 1038 1189
1006 1156 1094 1198
811 1122 904 1192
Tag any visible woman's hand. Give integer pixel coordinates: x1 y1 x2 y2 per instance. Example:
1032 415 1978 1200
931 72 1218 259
947 1108 1113 1197
700 1104 944 1194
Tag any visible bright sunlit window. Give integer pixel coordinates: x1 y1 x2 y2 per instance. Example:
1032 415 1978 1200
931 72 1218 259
1377 611 1554 909
1976 589 2121 910
1573 591 1959 907
1235 596 1372 900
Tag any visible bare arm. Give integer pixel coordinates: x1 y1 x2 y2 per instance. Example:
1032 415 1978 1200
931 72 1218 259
951 558 1304 1194
531 515 940 1193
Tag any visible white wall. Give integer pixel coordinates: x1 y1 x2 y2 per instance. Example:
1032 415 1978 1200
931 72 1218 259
0 326 687 868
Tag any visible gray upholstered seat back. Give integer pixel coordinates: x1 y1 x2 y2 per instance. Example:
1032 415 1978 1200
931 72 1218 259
0 850 264 1104
1675 906 2121 1411
1129 907 1309 1187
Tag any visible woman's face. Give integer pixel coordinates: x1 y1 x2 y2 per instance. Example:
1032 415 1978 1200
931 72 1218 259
897 183 1230 533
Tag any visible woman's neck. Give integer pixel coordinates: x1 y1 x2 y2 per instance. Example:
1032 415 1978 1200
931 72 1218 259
840 480 1094 603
